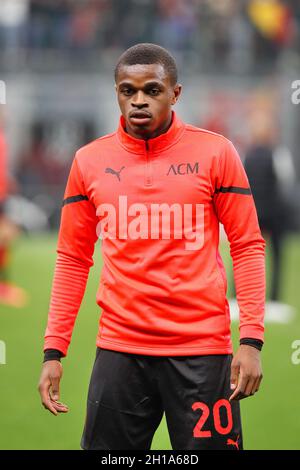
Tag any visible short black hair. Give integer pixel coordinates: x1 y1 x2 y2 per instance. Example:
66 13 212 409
114 43 178 86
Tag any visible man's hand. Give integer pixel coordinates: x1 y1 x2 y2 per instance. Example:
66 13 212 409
38 361 69 415
229 345 263 401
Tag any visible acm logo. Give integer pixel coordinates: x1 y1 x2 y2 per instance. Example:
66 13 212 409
167 162 199 176
0 340 6 365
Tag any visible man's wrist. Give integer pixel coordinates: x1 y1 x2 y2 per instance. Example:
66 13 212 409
43 349 64 363
239 338 263 351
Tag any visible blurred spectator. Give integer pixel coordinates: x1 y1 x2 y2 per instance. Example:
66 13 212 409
247 0 295 65
154 0 197 54
69 1 103 51
106 0 156 49
244 112 296 301
228 1 254 72
0 0 29 51
0 125 7 207
0 0 298 73
17 118 97 193
27 0 70 49
17 122 68 187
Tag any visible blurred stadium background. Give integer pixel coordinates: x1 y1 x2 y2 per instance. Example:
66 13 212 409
0 0 300 450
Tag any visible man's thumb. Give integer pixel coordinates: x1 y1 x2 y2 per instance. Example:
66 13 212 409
230 364 239 390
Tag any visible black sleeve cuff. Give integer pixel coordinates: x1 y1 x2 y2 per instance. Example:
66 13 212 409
43 349 64 363
240 338 263 351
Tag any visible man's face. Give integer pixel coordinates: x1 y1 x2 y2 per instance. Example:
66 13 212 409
115 63 181 140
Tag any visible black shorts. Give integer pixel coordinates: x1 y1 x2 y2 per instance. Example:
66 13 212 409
80 348 243 451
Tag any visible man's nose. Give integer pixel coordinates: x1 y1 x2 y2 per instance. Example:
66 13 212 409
131 90 147 108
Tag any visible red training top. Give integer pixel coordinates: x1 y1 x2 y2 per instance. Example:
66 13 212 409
44 112 265 357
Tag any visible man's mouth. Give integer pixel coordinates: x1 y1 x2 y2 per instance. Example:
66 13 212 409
129 111 152 126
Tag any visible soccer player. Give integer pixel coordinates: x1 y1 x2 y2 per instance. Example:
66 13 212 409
38 43 265 450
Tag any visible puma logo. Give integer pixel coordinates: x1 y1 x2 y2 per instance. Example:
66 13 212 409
105 166 125 181
227 434 240 450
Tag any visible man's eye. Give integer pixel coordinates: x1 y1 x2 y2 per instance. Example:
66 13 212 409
149 89 160 96
121 89 133 96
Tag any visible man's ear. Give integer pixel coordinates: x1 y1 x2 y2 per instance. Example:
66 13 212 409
114 83 117 93
171 84 182 105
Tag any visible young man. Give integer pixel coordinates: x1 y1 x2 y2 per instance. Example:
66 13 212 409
38 43 265 450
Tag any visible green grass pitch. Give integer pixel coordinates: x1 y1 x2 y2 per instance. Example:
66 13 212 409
0 233 299 449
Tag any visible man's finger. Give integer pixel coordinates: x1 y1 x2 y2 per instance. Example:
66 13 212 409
229 372 249 401
44 400 58 415
253 375 263 394
50 398 69 413
38 380 59 415
231 391 248 400
230 364 239 392
244 377 257 396
41 394 58 415
41 393 68 415
50 403 68 413
42 395 69 415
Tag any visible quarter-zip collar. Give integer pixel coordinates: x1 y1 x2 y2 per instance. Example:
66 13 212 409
116 111 186 154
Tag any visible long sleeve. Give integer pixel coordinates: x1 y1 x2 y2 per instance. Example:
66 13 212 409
213 139 266 342
44 155 98 356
